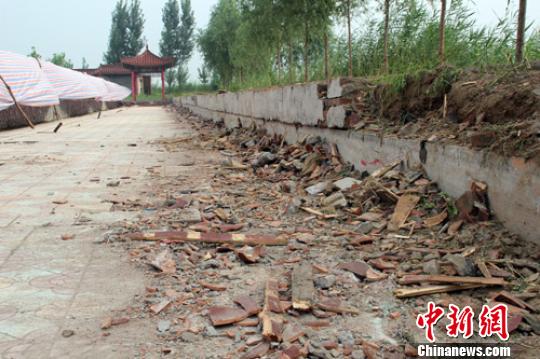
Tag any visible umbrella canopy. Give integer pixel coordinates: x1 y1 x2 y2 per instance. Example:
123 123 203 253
0 51 59 111
40 61 103 100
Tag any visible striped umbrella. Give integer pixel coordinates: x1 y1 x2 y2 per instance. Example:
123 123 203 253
40 61 103 100
0 51 59 111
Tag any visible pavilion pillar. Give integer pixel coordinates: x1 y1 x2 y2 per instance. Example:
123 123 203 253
131 71 137 102
161 66 165 101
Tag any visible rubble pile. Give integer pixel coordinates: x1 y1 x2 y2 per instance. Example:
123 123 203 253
102 109 539 358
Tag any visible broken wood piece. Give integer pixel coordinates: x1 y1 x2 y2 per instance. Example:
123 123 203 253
398 274 507 286
236 318 259 327
236 246 263 264
280 344 303 359
127 230 287 246
338 261 387 281
100 316 130 330
394 284 485 298
475 260 492 278
291 263 314 311
282 323 305 343
260 279 284 341
150 250 176 274
208 306 249 326
233 295 261 316
316 297 359 314
370 161 399 178
199 280 227 291
423 211 448 228
388 194 420 231
493 291 536 313
300 207 337 220
240 342 270 359
149 300 171 315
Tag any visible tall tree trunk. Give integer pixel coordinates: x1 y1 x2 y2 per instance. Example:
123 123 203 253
277 45 283 81
347 0 353 77
383 0 390 74
439 0 447 63
304 19 309 82
324 31 330 81
516 0 527 64
288 39 294 83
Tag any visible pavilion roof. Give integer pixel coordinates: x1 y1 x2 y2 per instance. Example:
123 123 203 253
121 47 175 70
92 63 131 76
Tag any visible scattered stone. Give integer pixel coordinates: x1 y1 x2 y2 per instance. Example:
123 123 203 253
314 275 336 290
157 320 171 333
252 152 277 167
177 208 202 223
180 332 198 343
306 181 330 196
351 350 366 359
333 177 362 191
445 254 476 276
422 260 441 275
61 329 75 338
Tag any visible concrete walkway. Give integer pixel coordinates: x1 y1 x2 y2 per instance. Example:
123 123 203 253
0 107 182 358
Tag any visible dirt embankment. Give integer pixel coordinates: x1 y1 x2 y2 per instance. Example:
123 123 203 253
349 67 540 160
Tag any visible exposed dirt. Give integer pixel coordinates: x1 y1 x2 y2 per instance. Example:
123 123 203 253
100 109 539 358
349 67 540 160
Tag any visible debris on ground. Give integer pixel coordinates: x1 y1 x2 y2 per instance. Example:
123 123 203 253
100 108 540 357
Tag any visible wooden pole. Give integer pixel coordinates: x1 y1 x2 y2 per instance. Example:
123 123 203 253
0 74 35 129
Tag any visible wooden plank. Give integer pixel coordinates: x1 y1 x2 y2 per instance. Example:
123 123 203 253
399 274 507 286
394 284 485 298
475 260 492 278
127 230 287 246
292 264 314 311
388 194 420 231
259 279 284 341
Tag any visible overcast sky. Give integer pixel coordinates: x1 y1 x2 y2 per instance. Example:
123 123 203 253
1 0 538 82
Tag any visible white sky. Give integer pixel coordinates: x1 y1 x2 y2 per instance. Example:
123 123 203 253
0 0 538 82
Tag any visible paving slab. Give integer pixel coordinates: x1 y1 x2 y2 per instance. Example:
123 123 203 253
0 106 184 358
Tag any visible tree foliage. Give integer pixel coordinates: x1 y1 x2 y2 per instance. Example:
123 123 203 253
126 0 145 56
104 0 145 64
28 46 41 59
50 53 74 68
160 0 181 58
194 0 537 91
178 0 196 63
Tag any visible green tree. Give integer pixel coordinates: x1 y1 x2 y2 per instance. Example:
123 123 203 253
28 46 41 59
283 0 335 82
178 0 195 63
126 0 145 56
198 66 209 84
336 0 364 77
104 0 130 63
50 53 74 68
176 65 189 89
198 0 241 87
160 0 181 58
165 68 176 89
81 57 89 69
